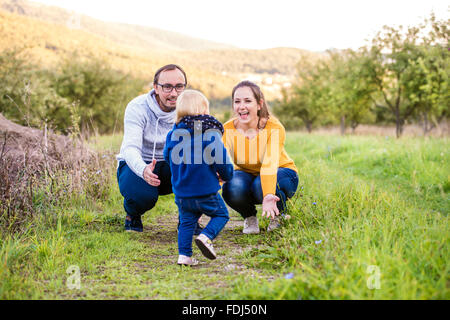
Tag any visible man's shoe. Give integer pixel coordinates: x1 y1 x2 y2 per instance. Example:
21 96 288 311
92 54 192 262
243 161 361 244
124 215 143 232
195 233 217 260
267 216 281 232
177 255 199 266
243 216 260 234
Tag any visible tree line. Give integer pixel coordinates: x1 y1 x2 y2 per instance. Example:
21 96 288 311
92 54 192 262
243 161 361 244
0 48 235 135
1 14 447 137
0 49 145 135
274 14 449 137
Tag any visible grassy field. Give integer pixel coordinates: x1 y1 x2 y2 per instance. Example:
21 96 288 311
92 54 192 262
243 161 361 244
1 132 448 299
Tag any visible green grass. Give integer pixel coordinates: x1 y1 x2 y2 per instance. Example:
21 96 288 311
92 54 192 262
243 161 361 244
230 134 449 299
1 133 448 299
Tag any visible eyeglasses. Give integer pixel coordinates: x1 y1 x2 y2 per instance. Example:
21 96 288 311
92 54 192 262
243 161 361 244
157 83 186 93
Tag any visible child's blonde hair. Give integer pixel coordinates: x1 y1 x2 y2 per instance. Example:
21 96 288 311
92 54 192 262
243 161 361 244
176 89 209 123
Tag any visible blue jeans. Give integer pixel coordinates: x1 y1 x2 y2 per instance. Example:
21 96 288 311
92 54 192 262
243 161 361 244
175 193 229 257
117 160 172 217
222 168 299 218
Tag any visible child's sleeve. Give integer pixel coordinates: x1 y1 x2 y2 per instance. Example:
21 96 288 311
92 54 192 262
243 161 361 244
163 130 172 163
206 129 233 182
216 142 234 182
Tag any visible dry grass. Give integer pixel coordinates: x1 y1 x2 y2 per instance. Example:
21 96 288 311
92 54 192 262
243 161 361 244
0 113 105 234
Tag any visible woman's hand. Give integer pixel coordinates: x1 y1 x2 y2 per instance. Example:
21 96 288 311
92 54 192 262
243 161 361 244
262 194 280 219
143 159 160 186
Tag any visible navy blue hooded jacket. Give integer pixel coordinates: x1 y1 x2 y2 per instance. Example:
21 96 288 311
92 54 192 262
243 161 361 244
163 121 234 198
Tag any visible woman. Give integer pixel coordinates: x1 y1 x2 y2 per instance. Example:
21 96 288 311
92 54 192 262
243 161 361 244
222 80 299 234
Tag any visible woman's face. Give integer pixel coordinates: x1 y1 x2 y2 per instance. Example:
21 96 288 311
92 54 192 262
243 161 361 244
233 86 261 126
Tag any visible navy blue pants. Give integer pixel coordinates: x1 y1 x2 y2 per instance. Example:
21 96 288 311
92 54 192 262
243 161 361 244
117 160 173 217
175 193 229 257
222 168 299 218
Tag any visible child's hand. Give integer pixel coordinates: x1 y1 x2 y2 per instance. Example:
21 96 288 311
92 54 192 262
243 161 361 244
217 173 224 183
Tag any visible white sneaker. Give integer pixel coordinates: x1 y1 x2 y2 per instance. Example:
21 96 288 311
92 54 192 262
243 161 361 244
243 216 260 234
267 216 281 232
195 233 216 260
177 255 199 266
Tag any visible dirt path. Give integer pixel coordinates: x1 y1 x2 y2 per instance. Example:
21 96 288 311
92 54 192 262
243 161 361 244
69 208 276 299
141 211 266 271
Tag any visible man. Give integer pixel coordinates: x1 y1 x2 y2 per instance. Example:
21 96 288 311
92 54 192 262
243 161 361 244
116 64 202 233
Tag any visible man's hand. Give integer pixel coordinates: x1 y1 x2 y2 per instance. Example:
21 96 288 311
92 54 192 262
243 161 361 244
261 194 280 219
143 159 160 186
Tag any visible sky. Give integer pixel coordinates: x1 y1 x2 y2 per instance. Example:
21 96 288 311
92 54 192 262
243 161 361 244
31 0 449 52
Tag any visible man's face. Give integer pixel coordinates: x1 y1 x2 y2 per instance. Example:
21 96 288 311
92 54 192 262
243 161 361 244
154 68 186 112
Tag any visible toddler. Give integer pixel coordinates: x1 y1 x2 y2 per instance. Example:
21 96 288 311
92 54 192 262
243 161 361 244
163 90 234 266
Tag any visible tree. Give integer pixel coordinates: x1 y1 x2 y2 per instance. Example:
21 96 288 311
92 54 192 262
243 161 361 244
274 56 328 132
323 49 376 134
365 22 426 137
0 48 69 129
0 47 32 124
403 15 449 135
54 54 145 135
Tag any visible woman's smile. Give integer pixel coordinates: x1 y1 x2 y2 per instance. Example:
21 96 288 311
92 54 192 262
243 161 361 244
238 110 249 120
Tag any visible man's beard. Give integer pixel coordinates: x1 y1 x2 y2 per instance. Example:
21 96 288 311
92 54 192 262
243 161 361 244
156 94 176 112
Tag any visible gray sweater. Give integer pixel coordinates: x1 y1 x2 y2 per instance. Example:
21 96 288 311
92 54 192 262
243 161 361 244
116 90 176 179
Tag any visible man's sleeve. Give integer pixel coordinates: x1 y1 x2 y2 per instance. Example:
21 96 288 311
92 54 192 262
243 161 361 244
120 104 147 178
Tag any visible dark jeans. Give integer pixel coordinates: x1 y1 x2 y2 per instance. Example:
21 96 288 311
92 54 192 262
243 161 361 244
222 168 299 218
175 193 229 257
117 160 172 217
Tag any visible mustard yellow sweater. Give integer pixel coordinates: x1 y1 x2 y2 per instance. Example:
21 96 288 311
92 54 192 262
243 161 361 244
223 117 298 197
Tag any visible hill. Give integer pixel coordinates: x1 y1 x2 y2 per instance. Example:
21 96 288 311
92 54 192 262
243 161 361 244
0 8 237 99
0 0 235 52
0 0 320 100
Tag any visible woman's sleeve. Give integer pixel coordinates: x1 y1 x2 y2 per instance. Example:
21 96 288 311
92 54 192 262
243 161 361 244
260 124 286 197
222 128 235 165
